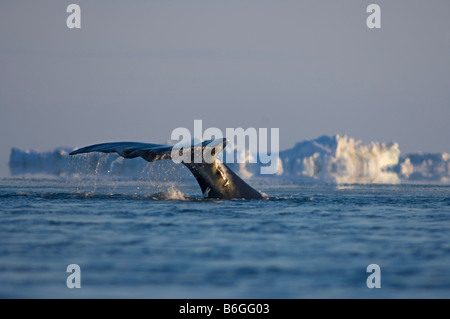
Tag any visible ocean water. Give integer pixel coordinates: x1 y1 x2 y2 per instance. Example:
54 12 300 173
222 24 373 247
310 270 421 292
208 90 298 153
0 177 449 299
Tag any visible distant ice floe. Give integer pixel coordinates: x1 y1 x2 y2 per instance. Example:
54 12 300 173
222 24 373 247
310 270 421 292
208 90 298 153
8 135 450 184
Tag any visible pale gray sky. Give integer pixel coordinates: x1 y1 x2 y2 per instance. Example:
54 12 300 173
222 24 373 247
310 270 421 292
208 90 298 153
1 0 449 177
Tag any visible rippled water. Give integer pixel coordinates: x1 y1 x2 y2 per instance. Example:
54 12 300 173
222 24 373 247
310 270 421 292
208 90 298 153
1 178 449 298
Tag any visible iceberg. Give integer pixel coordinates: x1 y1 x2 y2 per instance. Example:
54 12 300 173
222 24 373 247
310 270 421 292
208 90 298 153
276 135 401 184
396 153 450 184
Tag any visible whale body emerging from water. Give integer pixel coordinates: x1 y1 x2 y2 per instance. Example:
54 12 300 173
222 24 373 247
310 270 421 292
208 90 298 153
69 138 263 200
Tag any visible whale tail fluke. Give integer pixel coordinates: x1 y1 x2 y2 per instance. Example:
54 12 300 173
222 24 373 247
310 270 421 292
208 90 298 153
69 139 226 163
69 138 262 200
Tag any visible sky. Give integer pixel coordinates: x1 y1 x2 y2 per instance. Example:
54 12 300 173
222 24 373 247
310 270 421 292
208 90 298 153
1 0 449 177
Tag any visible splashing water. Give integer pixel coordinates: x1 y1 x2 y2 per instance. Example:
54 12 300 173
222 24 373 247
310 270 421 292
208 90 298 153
152 186 186 201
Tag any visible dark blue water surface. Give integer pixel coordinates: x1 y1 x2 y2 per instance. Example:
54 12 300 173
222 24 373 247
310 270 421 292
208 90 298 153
1 178 449 298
